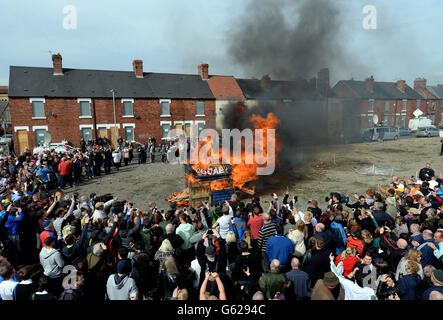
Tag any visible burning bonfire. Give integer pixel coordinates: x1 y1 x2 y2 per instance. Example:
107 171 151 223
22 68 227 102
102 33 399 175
168 106 280 207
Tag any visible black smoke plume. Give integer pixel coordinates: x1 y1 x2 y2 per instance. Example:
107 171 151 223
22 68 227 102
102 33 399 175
222 0 364 188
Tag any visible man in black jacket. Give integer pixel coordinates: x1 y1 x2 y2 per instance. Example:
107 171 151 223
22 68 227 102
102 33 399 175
346 195 370 211
419 163 435 182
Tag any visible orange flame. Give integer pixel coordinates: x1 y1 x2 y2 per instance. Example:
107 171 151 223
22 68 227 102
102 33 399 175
168 104 280 204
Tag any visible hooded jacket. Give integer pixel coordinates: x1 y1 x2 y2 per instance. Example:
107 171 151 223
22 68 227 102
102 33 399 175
176 223 195 250
106 274 138 300
39 247 65 278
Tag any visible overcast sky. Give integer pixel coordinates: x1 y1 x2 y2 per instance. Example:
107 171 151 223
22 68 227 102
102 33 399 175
1 0 443 87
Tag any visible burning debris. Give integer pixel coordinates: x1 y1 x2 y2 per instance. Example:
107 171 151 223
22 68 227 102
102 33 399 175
168 108 280 207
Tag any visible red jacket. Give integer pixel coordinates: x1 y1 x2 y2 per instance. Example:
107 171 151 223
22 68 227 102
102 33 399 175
58 161 71 175
346 236 364 256
335 255 360 277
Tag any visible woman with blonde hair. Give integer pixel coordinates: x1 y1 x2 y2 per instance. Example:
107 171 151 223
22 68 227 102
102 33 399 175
158 255 179 300
395 248 424 280
287 220 306 257
334 247 359 277
226 231 240 269
302 211 314 244
154 239 174 273
398 260 422 300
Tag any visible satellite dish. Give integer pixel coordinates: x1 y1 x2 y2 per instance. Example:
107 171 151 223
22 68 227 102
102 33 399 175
43 132 52 146
372 114 379 125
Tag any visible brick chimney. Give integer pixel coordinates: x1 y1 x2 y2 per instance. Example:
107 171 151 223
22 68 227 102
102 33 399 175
198 64 209 80
365 76 374 92
52 53 63 75
317 68 330 95
261 75 271 89
132 60 143 78
414 78 426 91
397 80 406 92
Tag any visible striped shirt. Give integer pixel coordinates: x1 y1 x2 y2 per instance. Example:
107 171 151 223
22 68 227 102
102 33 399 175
257 222 277 252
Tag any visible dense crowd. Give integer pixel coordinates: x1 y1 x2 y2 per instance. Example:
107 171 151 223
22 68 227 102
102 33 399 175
0 136 442 301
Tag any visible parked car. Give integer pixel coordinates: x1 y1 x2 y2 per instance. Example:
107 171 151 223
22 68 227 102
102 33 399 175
0 134 13 144
361 126 399 141
393 126 412 136
415 126 439 137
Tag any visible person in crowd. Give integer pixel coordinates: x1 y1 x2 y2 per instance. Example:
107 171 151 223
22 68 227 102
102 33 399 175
258 259 286 300
106 259 138 300
285 257 311 300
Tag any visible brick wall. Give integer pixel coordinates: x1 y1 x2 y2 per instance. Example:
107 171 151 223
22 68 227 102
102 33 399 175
10 97 215 153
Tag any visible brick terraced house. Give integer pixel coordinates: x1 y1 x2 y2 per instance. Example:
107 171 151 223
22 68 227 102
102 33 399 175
8 54 216 153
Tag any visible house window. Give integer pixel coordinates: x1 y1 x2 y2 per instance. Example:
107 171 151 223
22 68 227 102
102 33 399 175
416 100 420 109
161 123 171 139
35 129 46 145
161 100 171 116
123 101 133 116
368 115 373 127
368 100 374 112
384 115 389 126
81 128 92 142
125 127 134 141
32 100 45 118
385 101 390 112
196 101 205 115
78 99 91 117
431 114 435 124
402 100 407 111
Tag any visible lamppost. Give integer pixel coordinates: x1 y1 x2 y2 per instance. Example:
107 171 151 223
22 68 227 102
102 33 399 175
110 89 118 148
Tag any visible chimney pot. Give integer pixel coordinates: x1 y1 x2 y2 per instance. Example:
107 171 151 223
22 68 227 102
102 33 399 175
52 53 63 75
198 64 209 80
365 75 374 93
397 80 406 92
132 60 143 78
261 75 271 89
317 68 330 95
414 78 427 90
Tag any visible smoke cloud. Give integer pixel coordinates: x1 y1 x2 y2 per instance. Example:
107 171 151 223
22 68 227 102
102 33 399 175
222 0 365 188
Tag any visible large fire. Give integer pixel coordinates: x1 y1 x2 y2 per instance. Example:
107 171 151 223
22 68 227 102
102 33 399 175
168 105 280 206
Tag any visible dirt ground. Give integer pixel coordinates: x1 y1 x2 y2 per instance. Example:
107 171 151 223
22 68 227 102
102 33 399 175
67 137 443 211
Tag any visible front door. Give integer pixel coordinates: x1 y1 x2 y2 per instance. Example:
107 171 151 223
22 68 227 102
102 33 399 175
110 127 119 148
17 130 29 153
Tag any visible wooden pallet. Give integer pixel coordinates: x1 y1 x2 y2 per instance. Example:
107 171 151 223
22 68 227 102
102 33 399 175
189 181 211 208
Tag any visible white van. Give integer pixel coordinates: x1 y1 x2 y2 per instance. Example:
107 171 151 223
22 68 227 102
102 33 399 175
362 127 399 141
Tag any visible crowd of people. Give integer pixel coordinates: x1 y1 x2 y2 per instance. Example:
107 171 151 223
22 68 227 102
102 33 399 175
0 137 442 301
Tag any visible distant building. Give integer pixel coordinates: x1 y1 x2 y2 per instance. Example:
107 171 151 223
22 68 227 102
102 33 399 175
201 64 246 130
8 54 215 153
330 76 424 139
414 78 443 126
0 86 11 134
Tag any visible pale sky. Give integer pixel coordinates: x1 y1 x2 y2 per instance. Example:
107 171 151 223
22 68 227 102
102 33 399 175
1 0 443 87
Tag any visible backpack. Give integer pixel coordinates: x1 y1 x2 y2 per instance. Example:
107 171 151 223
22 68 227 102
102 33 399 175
60 289 78 300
